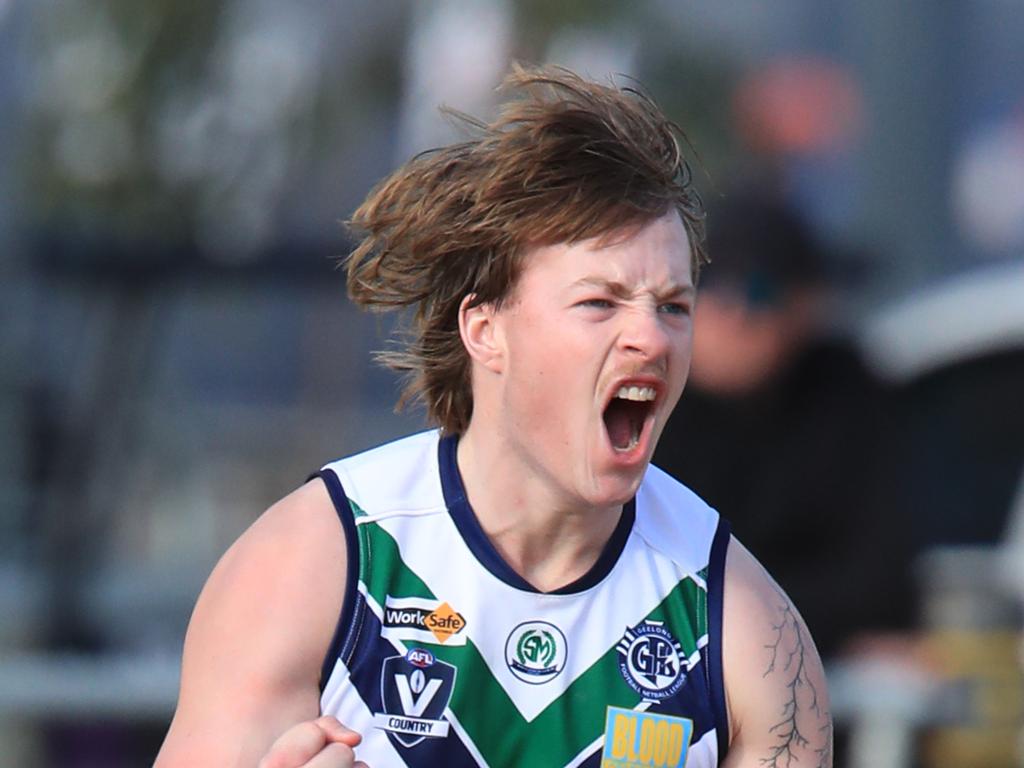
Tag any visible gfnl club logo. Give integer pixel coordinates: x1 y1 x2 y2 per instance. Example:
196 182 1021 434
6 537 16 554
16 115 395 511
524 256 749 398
616 620 687 700
373 648 456 748
505 621 567 684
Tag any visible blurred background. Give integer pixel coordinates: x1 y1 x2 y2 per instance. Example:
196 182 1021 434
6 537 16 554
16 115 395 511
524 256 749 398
0 1 1022 766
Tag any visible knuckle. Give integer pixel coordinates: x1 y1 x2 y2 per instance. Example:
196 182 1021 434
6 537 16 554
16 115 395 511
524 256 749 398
260 720 326 768
258 754 284 768
322 742 356 763
296 720 324 742
260 746 297 768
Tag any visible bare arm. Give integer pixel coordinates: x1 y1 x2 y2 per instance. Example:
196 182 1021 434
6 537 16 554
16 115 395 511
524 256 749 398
154 479 358 767
721 537 833 768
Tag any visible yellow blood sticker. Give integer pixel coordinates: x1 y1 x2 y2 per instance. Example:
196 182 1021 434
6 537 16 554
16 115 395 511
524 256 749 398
601 706 692 768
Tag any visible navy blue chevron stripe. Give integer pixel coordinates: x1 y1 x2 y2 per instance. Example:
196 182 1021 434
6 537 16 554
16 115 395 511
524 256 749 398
575 745 604 767
644 649 717 746
345 592 482 767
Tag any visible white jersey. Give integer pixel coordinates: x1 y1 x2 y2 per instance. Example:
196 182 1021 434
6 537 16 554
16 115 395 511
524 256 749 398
316 430 731 767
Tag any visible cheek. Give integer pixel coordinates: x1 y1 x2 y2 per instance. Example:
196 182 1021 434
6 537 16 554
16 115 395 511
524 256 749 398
669 323 694 368
506 328 591 423
513 345 573 405
510 313 587 374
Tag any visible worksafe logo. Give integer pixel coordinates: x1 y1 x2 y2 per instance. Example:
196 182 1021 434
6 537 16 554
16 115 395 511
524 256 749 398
373 648 457 748
381 595 467 645
616 620 686 700
601 707 692 768
504 620 567 684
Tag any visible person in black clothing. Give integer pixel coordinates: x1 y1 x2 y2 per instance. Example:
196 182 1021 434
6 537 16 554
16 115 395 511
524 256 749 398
654 189 915 660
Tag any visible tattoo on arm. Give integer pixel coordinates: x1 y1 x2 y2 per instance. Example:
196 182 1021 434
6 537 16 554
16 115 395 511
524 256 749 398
760 589 833 767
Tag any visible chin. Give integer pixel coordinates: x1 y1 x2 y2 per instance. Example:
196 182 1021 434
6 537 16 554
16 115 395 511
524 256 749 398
584 468 646 509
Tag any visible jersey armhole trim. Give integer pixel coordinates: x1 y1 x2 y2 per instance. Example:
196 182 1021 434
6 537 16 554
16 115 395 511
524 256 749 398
707 516 732 763
313 468 360 693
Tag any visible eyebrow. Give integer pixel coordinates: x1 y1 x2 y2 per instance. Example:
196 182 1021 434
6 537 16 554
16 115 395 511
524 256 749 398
571 277 696 301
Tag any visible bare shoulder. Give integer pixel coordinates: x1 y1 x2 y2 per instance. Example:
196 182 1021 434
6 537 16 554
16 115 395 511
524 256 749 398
155 478 348 766
721 537 833 768
183 478 346 685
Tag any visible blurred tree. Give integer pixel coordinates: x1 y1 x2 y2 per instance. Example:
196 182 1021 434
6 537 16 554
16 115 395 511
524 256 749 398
25 0 409 264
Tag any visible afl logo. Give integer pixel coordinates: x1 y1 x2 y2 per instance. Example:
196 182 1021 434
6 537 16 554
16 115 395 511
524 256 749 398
616 620 687 700
504 621 567 684
406 648 435 668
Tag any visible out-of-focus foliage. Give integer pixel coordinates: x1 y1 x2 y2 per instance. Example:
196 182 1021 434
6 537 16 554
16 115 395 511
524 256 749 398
25 0 409 260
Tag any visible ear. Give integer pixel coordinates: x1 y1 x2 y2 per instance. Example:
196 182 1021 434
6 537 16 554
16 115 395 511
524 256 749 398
458 294 504 373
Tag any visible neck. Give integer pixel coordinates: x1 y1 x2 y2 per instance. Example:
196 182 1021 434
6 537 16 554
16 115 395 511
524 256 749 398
455 423 623 592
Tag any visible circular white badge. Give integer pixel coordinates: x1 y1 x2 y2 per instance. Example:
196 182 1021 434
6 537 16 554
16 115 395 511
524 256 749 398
504 620 568 684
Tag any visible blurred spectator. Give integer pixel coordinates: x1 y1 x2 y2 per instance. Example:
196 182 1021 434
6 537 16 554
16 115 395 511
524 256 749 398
863 258 1024 552
862 262 1024 767
654 187 916 661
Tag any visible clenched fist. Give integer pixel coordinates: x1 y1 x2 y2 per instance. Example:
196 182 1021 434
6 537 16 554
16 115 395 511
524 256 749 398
258 716 369 768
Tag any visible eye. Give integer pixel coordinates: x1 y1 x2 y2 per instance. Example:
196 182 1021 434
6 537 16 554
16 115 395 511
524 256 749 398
658 302 691 316
578 298 614 310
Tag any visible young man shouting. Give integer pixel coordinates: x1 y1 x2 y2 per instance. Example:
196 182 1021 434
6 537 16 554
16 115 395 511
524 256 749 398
156 65 832 768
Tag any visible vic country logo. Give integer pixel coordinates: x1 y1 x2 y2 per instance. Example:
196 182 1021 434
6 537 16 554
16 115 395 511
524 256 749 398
504 620 567 684
373 648 457 748
601 707 692 768
616 620 687 700
381 595 467 645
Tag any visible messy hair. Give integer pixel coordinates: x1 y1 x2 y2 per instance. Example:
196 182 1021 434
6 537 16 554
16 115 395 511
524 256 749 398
346 64 707 435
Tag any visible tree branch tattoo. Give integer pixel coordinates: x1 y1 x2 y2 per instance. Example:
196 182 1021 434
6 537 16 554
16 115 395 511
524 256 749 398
760 589 833 767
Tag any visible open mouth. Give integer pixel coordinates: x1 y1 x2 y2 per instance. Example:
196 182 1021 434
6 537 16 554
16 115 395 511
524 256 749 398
602 385 656 452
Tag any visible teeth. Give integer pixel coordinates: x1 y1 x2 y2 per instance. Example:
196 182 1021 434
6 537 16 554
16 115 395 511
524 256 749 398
615 385 656 402
614 433 641 453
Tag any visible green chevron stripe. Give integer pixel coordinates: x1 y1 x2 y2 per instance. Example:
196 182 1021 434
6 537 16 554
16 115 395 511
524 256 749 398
354 517 708 767
354 504 435 602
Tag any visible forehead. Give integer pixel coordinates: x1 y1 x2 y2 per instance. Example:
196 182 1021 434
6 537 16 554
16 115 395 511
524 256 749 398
516 211 694 291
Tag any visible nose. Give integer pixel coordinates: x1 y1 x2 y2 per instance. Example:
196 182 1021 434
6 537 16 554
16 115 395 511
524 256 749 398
618 305 673 362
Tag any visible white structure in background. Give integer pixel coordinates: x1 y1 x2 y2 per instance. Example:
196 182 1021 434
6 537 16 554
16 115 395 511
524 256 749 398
861 260 1024 383
397 0 641 165
953 115 1024 255
544 25 638 83
397 0 512 159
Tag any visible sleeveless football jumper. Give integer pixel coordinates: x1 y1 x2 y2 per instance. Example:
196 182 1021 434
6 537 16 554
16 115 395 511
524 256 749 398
316 430 731 768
